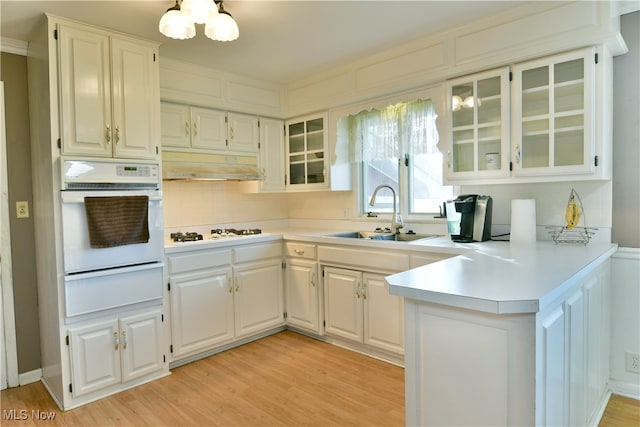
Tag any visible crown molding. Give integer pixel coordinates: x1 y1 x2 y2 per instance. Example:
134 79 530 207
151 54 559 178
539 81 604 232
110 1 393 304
0 37 28 56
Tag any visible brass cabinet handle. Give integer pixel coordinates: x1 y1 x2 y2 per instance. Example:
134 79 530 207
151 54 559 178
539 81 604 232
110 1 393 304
515 144 521 164
228 276 233 293
115 126 120 144
193 122 198 136
185 121 190 136
106 125 112 144
294 249 304 256
311 271 316 287
114 332 119 351
121 331 127 350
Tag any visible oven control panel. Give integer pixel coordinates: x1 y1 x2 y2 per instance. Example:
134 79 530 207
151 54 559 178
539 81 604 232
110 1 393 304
116 164 158 178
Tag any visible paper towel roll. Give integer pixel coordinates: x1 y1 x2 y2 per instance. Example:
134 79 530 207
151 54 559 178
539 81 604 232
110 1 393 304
511 199 537 243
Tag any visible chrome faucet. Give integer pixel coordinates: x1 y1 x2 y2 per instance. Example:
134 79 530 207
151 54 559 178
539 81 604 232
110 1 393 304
369 184 404 234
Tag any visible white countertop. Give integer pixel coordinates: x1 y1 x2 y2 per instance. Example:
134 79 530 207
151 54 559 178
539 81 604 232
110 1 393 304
164 227 617 315
385 239 617 314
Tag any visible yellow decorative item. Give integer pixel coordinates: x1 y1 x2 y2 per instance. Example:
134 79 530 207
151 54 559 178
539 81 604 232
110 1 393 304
565 193 581 229
548 188 596 245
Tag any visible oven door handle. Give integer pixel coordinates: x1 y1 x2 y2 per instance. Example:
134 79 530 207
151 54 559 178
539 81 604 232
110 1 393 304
64 262 164 281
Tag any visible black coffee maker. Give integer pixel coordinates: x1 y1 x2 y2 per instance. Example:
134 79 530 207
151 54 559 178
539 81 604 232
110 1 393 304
445 195 493 243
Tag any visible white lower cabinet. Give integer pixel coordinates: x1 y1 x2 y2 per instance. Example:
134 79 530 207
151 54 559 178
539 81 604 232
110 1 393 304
68 308 164 398
536 259 610 426
169 266 235 358
166 241 284 363
234 258 284 338
285 258 321 334
324 267 403 355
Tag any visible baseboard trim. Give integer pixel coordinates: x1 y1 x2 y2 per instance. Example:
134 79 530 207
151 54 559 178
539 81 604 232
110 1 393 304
18 369 42 386
610 380 640 400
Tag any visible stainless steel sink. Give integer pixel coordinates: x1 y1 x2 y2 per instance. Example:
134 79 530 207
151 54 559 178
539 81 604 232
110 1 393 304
328 231 440 242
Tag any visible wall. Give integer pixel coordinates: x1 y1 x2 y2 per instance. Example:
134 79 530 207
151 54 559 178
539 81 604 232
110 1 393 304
609 11 640 398
0 52 41 375
163 180 288 230
612 12 640 249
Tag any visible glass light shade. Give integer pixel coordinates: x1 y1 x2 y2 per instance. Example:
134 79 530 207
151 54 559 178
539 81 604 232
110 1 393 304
159 9 196 39
451 95 463 111
182 0 218 25
205 12 239 42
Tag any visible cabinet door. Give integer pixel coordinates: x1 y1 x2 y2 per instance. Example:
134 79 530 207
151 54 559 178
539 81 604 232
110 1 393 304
191 107 227 151
285 258 320 333
512 48 595 176
228 112 259 153
111 36 159 159
119 309 164 383
446 67 510 181
58 24 112 157
169 268 234 359
538 304 566 426
323 267 362 342
286 115 327 189
362 273 404 354
259 117 286 192
160 102 191 148
69 319 121 397
234 259 284 338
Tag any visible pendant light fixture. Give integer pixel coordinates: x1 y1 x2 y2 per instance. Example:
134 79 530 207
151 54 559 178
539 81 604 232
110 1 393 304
159 0 238 42
159 0 196 39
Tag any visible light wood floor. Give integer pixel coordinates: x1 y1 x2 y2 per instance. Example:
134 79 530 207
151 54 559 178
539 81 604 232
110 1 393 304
2 330 639 426
1 331 404 426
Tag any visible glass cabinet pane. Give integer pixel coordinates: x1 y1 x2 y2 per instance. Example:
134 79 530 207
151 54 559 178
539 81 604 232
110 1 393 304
286 116 326 186
448 68 507 178
516 51 589 173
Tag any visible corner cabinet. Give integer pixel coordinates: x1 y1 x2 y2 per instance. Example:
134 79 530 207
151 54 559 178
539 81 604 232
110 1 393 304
285 114 328 190
257 117 286 192
284 242 322 334
445 67 511 180
512 47 598 177
58 23 160 160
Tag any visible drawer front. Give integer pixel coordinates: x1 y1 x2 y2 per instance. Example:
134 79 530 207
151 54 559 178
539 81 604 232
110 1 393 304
318 245 409 272
234 242 282 264
167 249 232 274
285 242 317 260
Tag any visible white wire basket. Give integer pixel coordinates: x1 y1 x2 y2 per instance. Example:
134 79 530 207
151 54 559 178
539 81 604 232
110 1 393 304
547 189 597 245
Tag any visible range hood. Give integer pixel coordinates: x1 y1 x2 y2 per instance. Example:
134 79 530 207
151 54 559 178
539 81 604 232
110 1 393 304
162 151 263 181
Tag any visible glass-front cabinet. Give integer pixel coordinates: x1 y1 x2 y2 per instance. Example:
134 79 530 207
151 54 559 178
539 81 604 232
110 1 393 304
512 48 595 176
286 114 328 189
446 67 510 181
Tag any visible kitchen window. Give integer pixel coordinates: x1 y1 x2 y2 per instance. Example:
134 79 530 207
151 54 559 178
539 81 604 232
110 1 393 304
344 98 453 217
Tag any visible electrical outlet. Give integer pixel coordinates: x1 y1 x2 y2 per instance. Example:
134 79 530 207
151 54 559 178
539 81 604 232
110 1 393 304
625 351 640 374
15 201 29 219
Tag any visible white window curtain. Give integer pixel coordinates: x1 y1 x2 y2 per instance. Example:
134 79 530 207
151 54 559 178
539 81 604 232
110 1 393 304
348 98 439 162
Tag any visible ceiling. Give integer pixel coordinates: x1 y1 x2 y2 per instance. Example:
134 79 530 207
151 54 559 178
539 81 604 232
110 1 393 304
1 0 532 84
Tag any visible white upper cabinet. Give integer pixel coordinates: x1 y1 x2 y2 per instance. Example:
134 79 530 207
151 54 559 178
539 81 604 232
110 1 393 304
445 67 510 181
161 103 258 154
58 24 159 160
444 46 610 184
227 112 259 154
285 114 328 190
512 48 596 177
258 117 286 192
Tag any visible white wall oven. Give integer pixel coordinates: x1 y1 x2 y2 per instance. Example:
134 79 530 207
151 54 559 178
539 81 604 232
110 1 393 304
61 160 164 319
